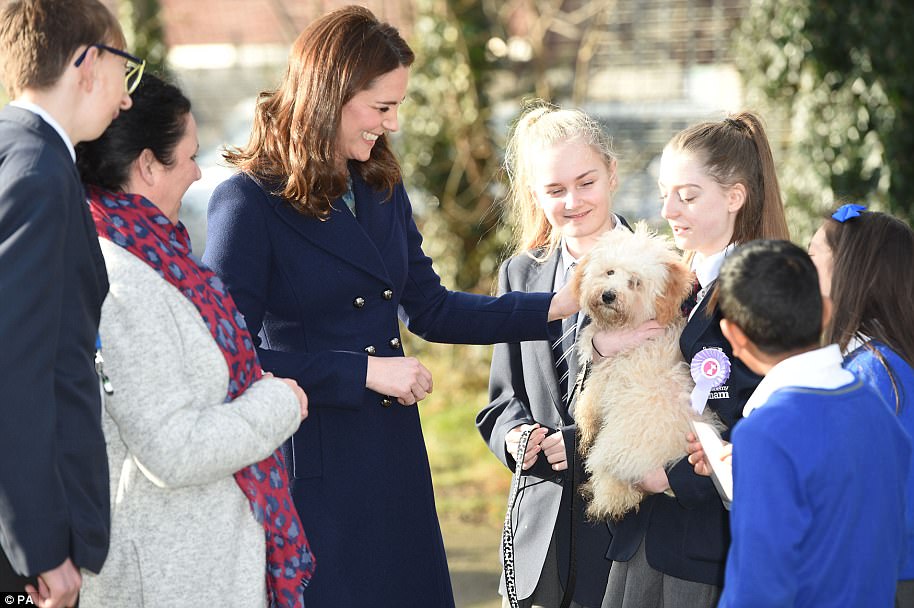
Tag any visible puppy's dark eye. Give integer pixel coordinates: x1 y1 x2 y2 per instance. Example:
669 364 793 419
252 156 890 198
606 270 615 276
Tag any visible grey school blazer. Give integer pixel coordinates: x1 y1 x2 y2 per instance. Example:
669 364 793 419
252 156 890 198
476 246 613 607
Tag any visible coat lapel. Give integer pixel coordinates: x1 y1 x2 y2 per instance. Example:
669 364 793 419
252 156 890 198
267 179 392 283
350 170 395 256
523 250 568 419
680 279 718 358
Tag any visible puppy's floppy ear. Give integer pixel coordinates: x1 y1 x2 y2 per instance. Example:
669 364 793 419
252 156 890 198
654 261 694 325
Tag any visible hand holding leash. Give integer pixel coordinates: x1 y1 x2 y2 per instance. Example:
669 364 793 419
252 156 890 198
502 428 534 608
505 424 549 470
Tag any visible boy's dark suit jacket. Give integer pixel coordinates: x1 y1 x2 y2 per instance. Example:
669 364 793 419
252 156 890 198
477 215 634 608
0 105 110 576
606 287 762 585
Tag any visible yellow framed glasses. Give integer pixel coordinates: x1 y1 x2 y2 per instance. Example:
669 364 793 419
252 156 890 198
74 44 146 95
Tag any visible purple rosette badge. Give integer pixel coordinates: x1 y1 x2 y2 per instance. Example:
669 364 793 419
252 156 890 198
689 348 731 414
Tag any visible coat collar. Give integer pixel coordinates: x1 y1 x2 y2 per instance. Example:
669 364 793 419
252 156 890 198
255 171 394 283
680 280 719 354
1 105 76 170
8 101 75 160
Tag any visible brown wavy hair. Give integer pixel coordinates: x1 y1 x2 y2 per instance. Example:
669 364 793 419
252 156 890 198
225 6 414 218
666 111 790 252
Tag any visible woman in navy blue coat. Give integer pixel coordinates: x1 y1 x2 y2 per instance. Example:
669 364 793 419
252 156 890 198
202 7 575 608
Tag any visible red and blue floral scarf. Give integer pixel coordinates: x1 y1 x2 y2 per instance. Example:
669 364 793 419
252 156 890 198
88 185 315 607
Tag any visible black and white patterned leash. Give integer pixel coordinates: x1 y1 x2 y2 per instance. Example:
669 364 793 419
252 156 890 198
501 363 591 608
502 428 533 608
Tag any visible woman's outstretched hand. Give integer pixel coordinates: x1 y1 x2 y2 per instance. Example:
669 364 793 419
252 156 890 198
548 280 581 322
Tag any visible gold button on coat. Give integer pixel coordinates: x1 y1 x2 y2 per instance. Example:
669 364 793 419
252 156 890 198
382 289 393 300
364 345 377 355
381 397 393 407
353 297 366 308
389 337 401 349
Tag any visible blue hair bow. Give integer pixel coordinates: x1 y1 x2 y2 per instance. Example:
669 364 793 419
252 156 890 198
831 203 867 222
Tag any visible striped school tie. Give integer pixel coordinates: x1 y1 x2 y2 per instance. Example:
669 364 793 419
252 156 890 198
553 262 578 402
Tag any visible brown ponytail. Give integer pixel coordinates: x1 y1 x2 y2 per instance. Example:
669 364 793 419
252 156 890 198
667 111 789 245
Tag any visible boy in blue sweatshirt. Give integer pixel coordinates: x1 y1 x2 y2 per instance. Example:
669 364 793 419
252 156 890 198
712 239 911 608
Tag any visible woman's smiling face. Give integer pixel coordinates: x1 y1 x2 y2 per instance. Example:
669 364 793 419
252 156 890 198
336 66 408 167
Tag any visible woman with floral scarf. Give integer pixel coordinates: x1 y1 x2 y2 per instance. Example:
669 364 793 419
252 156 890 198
76 74 315 608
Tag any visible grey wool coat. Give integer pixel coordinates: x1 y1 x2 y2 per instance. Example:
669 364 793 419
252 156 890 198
79 241 302 608
476 247 614 607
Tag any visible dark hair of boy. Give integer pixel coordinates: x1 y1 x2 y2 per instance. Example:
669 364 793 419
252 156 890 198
0 0 125 97
77 74 191 191
716 239 822 355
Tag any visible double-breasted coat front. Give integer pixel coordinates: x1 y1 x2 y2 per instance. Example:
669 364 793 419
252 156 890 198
203 169 553 608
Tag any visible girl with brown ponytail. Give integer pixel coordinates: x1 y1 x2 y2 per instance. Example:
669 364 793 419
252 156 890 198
600 111 788 608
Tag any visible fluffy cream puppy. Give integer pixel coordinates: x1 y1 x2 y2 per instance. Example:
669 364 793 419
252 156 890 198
571 222 706 521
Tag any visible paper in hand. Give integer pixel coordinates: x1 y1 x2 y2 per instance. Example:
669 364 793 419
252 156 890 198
690 419 733 509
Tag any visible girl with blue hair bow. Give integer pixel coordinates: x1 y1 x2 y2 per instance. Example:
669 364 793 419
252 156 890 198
809 203 914 607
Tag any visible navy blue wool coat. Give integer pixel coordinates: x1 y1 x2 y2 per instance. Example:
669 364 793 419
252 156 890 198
203 169 552 608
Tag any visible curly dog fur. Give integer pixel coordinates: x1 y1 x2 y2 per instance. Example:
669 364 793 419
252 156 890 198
571 222 714 521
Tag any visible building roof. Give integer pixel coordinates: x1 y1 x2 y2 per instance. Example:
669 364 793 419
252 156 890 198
157 0 412 47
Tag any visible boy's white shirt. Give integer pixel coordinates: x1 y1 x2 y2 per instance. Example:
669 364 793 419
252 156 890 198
741 344 855 417
9 99 76 161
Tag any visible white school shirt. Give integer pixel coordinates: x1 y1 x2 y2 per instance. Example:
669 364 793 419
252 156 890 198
553 214 626 292
741 344 856 417
688 244 735 320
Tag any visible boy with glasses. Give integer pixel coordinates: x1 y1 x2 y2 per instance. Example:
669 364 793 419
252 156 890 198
0 1 142 606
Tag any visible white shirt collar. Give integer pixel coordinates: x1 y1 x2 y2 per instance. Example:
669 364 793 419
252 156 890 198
742 344 856 417
560 241 577 276
692 243 736 290
9 100 76 161
561 214 624 270
844 334 871 356
557 214 624 288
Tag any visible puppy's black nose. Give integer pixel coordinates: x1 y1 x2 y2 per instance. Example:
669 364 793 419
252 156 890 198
601 290 616 304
